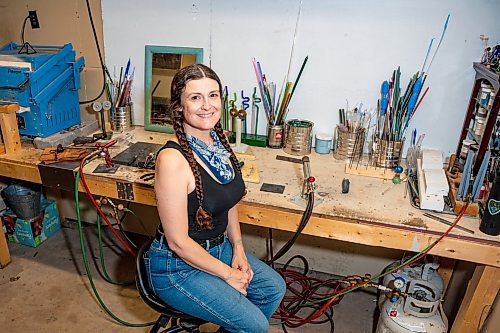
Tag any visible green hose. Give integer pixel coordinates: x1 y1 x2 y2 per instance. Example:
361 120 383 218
75 169 155 327
96 214 135 286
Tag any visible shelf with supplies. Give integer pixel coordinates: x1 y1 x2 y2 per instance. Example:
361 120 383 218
455 63 499 176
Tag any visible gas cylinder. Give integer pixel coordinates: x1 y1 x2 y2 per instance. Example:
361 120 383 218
376 280 448 333
378 256 444 307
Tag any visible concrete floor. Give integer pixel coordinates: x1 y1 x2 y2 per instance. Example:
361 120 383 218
0 221 377 332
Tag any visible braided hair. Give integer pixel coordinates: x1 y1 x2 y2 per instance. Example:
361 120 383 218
170 64 241 230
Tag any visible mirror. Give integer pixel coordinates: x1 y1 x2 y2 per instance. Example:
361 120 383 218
144 45 203 133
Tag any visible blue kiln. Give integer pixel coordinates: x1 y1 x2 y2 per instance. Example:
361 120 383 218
0 43 85 137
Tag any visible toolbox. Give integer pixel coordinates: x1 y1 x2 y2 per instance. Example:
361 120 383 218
0 42 85 137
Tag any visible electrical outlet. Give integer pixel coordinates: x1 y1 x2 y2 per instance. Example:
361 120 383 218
28 10 40 29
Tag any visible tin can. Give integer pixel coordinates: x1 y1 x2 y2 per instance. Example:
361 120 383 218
283 119 314 155
267 124 284 148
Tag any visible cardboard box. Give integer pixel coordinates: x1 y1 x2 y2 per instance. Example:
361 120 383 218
1 199 61 247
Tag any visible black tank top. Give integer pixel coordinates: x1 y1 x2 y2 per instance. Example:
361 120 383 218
157 141 245 241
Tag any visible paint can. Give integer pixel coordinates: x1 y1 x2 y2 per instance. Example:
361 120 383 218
267 124 284 148
283 119 314 155
314 132 333 154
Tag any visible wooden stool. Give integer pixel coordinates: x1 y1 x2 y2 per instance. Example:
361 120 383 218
0 103 21 155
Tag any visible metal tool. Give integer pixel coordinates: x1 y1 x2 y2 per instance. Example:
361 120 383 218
140 172 155 182
276 155 302 164
288 156 321 207
92 101 113 141
423 212 474 234
301 156 317 198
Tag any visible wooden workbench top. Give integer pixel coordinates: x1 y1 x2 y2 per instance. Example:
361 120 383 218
1 127 498 266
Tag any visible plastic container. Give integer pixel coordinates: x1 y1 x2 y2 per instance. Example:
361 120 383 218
315 133 333 154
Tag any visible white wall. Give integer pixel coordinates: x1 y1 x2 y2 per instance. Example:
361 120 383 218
102 0 500 155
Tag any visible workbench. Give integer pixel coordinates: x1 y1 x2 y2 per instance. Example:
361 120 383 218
0 127 498 332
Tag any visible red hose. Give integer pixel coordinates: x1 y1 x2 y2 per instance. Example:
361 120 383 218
79 156 136 257
272 199 470 330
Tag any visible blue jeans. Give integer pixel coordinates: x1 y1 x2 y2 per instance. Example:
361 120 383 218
145 237 286 333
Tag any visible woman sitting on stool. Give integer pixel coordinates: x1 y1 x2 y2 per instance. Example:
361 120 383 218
145 63 286 333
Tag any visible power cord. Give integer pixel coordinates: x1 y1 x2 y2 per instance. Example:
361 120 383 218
20 16 29 44
79 0 113 104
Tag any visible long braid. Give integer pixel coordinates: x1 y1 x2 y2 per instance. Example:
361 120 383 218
173 112 213 230
214 121 242 175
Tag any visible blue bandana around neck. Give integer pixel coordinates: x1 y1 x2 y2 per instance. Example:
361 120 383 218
186 129 235 184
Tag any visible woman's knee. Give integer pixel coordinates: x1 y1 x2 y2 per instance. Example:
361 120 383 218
237 313 269 333
269 270 287 301
223 302 269 333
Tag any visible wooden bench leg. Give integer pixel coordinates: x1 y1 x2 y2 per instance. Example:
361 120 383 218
450 265 500 333
0 219 11 268
0 104 21 155
438 257 456 295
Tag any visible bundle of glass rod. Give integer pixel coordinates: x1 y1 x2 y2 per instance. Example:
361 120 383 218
372 67 428 168
105 59 134 109
252 56 308 127
221 87 259 135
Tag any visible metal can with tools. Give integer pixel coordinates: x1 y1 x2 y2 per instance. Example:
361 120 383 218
372 136 404 168
283 119 314 155
111 103 134 132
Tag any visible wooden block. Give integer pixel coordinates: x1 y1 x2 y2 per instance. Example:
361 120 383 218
0 103 21 155
0 219 11 268
0 103 19 114
241 162 260 184
235 147 256 161
345 164 394 180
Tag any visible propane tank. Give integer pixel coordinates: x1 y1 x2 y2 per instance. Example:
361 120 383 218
379 256 444 307
376 280 448 333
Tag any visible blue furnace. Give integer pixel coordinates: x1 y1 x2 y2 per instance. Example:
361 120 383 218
0 43 85 137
